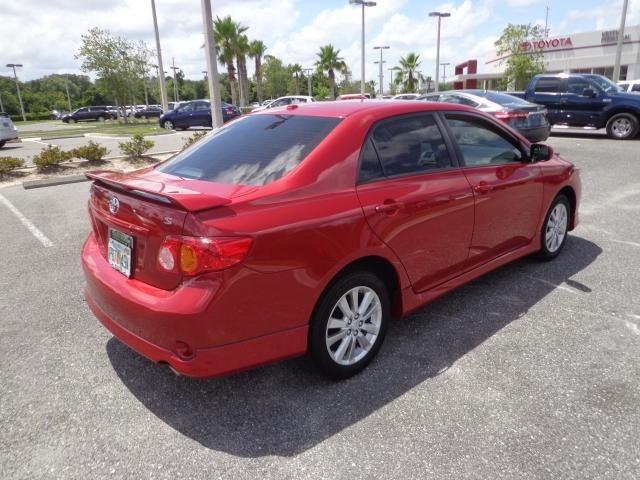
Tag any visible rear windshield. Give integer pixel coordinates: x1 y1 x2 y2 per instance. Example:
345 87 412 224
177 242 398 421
470 91 532 107
158 114 341 186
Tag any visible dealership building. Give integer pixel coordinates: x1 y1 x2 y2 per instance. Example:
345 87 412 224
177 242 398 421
453 25 640 90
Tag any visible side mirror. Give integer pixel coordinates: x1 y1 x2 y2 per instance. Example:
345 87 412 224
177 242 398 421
582 88 596 97
530 143 554 162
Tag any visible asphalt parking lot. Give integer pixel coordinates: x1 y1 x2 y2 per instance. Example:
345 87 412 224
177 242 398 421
0 132 639 479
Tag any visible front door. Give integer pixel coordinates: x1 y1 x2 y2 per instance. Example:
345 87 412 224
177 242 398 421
442 113 543 271
560 77 606 127
355 113 475 293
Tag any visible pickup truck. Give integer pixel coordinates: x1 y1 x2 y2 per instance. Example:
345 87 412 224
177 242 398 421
512 74 640 140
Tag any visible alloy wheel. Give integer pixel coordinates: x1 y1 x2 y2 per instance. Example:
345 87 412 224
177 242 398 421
545 203 568 253
325 286 382 366
611 117 632 138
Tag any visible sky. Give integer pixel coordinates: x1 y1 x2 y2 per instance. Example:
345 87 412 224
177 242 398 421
2 0 639 83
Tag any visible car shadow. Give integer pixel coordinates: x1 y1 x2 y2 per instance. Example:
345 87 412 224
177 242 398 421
107 235 602 458
549 130 608 139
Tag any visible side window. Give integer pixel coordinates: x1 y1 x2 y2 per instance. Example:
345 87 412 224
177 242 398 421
450 95 479 107
357 137 384 183
534 77 561 93
566 78 592 95
77 108 88 113
370 114 452 177
194 102 209 111
632 84 640 93
180 103 194 112
445 115 524 166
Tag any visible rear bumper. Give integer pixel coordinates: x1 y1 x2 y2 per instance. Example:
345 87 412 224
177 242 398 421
82 233 308 378
519 125 551 143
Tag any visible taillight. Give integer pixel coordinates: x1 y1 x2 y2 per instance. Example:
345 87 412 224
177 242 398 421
157 236 253 275
493 111 528 121
225 107 234 114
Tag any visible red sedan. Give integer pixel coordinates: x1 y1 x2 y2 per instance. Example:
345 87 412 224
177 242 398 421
82 101 581 379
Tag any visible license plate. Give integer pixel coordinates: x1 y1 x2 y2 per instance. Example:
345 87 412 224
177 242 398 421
108 229 134 277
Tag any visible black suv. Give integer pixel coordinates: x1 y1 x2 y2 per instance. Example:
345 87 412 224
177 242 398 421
61 106 113 123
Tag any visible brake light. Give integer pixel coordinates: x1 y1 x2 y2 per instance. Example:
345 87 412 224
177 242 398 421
157 236 253 275
493 111 529 121
225 107 234 114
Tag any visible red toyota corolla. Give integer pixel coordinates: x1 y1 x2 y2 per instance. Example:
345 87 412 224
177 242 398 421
82 101 580 379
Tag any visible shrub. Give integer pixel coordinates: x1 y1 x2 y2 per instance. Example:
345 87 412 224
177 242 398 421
119 133 154 160
182 131 208 150
32 145 72 171
72 141 109 163
0 157 25 177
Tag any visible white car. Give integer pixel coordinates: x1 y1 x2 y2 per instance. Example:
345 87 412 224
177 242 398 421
252 96 315 112
392 93 421 100
618 80 640 93
0 113 19 148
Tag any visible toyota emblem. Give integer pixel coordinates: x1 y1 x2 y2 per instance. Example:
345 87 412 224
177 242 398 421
108 195 120 214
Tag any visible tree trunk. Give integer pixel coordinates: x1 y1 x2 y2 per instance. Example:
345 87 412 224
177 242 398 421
294 74 299 95
226 60 237 106
329 70 335 99
255 59 263 103
237 57 247 107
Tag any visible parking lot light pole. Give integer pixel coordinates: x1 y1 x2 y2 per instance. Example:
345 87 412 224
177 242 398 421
350 0 377 96
613 0 629 82
429 11 450 92
373 46 389 95
170 58 180 102
201 0 223 128
6 63 26 121
374 60 386 96
64 75 72 112
150 0 169 112
440 62 450 87
388 67 394 93
303 68 313 96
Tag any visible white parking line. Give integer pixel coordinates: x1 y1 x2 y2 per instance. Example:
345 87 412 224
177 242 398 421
0 193 54 247
23 138 55 146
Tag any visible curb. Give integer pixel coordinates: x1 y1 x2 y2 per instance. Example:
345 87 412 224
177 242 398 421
23 175 89 190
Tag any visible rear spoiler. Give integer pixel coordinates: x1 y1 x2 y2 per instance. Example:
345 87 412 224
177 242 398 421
85 170 232 212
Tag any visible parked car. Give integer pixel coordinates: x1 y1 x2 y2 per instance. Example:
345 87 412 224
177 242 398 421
0 112 19 148
133 106 163 119
82 101 580 379
158 100 240 130
251 96 315 112
392 93 421 100
617 80 640 94
419 90 550 142
62 106 113 123
511 73 640 139
337 94 368 100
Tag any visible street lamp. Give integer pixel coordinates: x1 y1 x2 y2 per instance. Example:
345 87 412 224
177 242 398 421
374 60 386 96
6 63 26 122
150 0 169 112
350 0 377 95
303 68 313 97
388 67 395 93
440 62 450 86
428 11 450 92
373 46 390 95
170 58 180 102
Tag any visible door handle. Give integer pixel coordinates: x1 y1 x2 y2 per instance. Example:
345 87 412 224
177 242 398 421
375 201 404 214
474 183 493 194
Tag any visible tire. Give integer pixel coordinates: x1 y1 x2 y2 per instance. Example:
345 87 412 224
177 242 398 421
0 141 6 148
162 120 174 130
536 194 570 261
606 113 639 140
309 271 390 379
141 115 147 120
68 118 77 124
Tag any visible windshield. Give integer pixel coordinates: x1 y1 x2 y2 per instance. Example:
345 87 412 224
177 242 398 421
158 114 341 186
584 75 622 93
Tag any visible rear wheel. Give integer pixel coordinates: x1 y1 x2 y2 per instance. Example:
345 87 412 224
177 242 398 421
309 271 389 379
537 194 570 261
606 113 639 140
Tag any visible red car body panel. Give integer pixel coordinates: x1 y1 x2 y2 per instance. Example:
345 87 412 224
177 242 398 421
82 101 581 378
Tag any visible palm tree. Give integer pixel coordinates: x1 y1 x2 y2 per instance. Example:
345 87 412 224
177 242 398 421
235 33 250 107
213 16 243 106
315 44 346 100
291 63 302 95
249 40 267 102
394 53 421 93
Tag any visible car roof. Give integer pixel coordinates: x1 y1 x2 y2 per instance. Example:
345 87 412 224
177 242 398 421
252 99 476 118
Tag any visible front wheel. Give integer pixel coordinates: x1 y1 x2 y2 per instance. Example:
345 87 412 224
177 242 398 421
162 120 174 130
537 194 570 261
68 118 77 124
606 113 639 140
0 141 6 148
309 271 389 379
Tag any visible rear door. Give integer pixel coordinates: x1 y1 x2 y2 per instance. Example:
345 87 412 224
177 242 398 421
530 77 564 124
356 113 475 293
443 113 543 270
192 101 211 126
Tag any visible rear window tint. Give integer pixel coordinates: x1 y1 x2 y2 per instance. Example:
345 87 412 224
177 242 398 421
534 77 561 93
471 91 532 107
158 114 341 186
